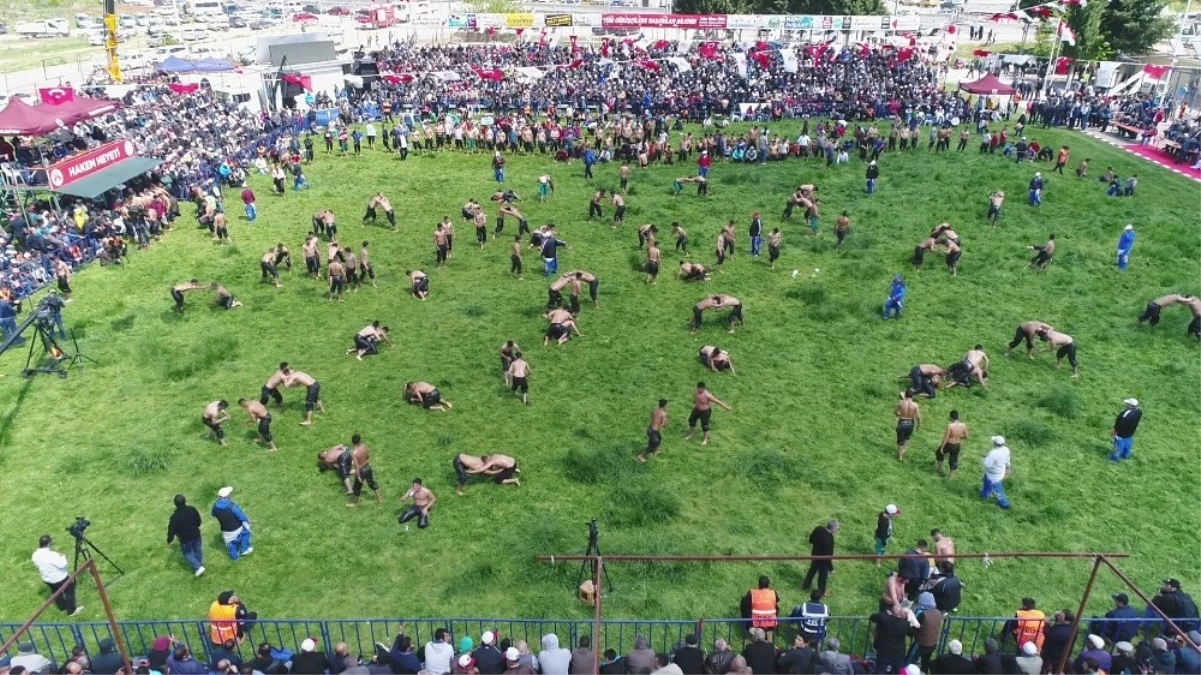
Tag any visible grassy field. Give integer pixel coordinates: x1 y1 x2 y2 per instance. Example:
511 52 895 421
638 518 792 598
0 123 1198 624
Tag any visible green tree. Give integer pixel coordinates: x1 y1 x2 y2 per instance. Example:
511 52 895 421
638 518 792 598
1028 20 1054 57
1065 2 1110 60
746 0 884 13
1102 0 1175 54
465 0 525 13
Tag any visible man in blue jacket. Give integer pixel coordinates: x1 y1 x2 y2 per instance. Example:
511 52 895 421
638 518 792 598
1117 224 1135 271
211 486 253 561
1091 593 1140 644
883 274 906 320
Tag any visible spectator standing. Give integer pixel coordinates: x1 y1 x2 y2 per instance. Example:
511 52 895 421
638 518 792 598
883 275 905 320
929 639 973 674
515 640 539 673
981 436 1012 510
167 494 205 577
1116 224 1135 271
670 634 703 675
1041 610 1078 673
538 634 571 675
802 519 838 595
1152 578 1200 633
775 635 814 674
1093 593 1139 644
1012 597 1046 652
31 535 82 616
869 604 913 674
792 589 830 646
874 504 901 566
569 636 595 675
424 628 455 675
740 628 775 675
866 160 880 194
741 576 780 641
1109 399 1142 462
927 562 962 612
912 592 943 673
897 540 931 600
241 184 257 222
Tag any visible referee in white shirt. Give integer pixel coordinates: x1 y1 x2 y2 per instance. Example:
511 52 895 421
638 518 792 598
31 535 83 616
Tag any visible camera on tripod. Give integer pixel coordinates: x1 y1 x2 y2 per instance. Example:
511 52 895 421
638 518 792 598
67 516 91 539
588 519 598 542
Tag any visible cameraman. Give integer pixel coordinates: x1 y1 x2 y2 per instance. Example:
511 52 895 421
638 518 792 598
31 534 83 616
42 289 67 339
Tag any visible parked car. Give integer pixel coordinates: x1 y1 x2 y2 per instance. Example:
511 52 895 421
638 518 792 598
326 6 350 14
302 4 320 12
293 12 319 23
229 15 246 27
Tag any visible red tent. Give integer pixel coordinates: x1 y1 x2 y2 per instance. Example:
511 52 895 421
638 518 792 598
959 73 1016 96
0 98 68 136
0 96 120 136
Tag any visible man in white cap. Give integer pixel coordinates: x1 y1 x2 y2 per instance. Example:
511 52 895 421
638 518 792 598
1111 641 1138 674
1073 634 1111 674
931 639 973 674
874 504 900 566
471 631 504 674
292 638 331 674
981 437 1011 510
504 647 536 674
1110 399 1142 462
1015 641 1042 675
211 487 253 560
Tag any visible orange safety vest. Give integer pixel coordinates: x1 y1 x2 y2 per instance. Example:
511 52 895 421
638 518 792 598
750 588 778 629
209 601 238 645
1013 609 1046 649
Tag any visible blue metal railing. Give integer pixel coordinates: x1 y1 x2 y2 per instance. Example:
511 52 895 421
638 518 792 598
0 617 1158 670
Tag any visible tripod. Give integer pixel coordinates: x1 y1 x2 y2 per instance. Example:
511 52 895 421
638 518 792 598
577 520 614 593
22 319 96 379
73 534 125 586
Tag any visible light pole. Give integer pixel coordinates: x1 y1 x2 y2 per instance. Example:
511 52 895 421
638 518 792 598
1168 0 1194 118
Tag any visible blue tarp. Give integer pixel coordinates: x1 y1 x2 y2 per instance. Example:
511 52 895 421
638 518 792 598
156 56 236 73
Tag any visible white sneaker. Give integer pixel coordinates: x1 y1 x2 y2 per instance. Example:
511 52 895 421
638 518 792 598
195 566 206 577
242 547 253 556
70 606 84 617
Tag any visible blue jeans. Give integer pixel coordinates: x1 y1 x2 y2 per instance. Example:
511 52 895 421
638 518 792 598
750 236 762 257
51 312 65 339
180 538 204 571
293 176 306 191
0 316 19 340
883 299 903 319
1111 435 1134 461
543 257 558 278
1028 189 1041 206
245 203 257 222
867 178 876 194
1117 251 1130 270
980 476 1010 509
494 167 505 183
698 166 708 178
224 528 252 560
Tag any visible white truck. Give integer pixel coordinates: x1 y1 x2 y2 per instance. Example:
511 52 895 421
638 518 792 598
16 19 70 37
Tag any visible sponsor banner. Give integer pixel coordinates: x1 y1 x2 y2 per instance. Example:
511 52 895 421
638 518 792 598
48 140 137 189
505 12 535 28
572 12 599 26
783 15 813 29
544 13 573 27
763 15 783 29
412 15 445 26
600 13 727 30
474 13 504 28
447 13 476 28
892 15 921 30
725 14 763 30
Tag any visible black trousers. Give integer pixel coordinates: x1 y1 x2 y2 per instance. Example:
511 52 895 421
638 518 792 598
46 578 77 614
802 563 830 594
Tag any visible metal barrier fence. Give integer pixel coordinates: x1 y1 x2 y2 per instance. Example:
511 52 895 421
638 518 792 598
0 617 1152 669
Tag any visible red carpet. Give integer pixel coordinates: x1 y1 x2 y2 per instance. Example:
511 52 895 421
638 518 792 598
1122 142 1201 182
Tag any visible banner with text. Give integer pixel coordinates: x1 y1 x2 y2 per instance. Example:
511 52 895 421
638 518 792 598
544 13 573 27
505 13 536 28
600 13 727 30
47 140 137 190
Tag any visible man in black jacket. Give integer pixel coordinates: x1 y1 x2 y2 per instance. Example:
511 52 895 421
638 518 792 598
166 494 204 577
471 631 505 675
776 635 814 674
741 628 776 675
898 540 931 601
89 638 125 675
1041 610 1077 672
929 639 974 674
869 605 913 674
1154 579 1201 632
928 562 962 612
802 519 838 596
974 637 1019 674
671 633 704 675
291 639 331 674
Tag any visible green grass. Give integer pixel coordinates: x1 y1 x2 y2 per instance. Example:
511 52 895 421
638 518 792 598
1 123 1198 624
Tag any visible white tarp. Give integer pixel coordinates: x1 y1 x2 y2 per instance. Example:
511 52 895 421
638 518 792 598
731 52 747 79
433 70 461 82
666 57 691 72
781 49 798 73
515 66 546 81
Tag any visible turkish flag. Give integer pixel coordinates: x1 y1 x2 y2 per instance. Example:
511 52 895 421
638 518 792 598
570 35 577 54
653 39 670 50
1055 57 1074 75
601 37 610 57
972 49 991 57
638 59 660 71
514 28 524 36
39 87 75 105
168 82 200 94
569 58 584 70
698 42 720 60
750 50 771 69
1142 64 1169 79
281 73 313 91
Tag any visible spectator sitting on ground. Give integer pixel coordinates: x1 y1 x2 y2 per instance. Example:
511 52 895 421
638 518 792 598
472 631 504 675
389 633 421 674
11 643 53 675
627 636 656 674
165 645 206 675
599 649 625 675
816 637 851 675
1177 630 1201 673
974 638 1018 674
329 642 351 674
452 653 479 675
740 627 775 675
1041 610 1078 672
728 655 753 675
1092 593 1140 645
424 629 455 675
671 634 703 675
1014 641 1042 675
569 636 594 675
775 634 814 674
929 639 973 674
704 639 734 674
503 648 535 675
651 653 682 675
1072 634 1111 674
538 634 570 675
1110 641 1137 675
90 638 124 675
291 638 331 674
211 639 243 672
365 643 392 674
342 655 370 675
515 640 539 673
1149 637 1177 673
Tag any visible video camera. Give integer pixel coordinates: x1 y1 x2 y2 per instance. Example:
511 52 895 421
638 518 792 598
66 516 90 539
